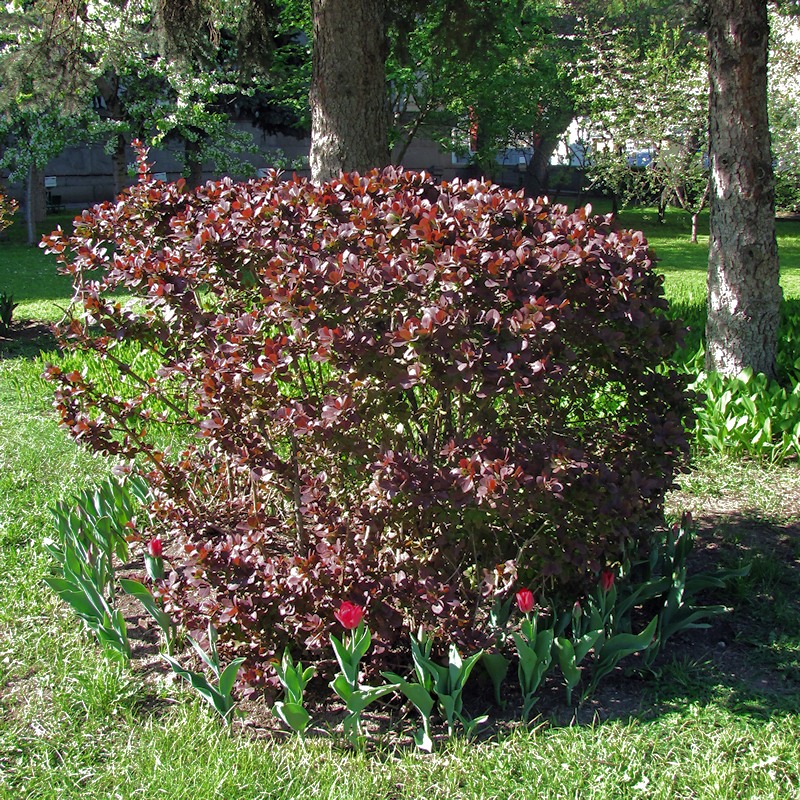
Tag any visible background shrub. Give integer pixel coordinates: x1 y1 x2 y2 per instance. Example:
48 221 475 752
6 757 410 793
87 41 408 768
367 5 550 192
0 192 16 231
775 171 800 215
43 151 691 688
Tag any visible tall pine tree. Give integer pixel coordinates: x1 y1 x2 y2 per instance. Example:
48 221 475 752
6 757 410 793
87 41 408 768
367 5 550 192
705 0 781 377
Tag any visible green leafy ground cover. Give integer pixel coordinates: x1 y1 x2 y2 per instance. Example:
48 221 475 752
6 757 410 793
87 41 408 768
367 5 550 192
0 206 799 799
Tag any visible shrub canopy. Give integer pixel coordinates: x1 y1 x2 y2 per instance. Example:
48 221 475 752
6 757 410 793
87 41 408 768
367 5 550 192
43 153 691 688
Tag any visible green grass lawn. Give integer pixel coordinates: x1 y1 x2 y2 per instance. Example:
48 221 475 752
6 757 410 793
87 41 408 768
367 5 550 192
0 212 76 322
616 206 800 304
1 206 799 799
7 206 799 318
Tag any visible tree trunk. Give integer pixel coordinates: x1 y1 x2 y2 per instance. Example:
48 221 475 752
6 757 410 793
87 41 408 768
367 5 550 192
705 0 781 378
25 164 36 247
184 137 204 188
96 73 128 196
25 165 46 246
523 130 568 198
523 138 554 199
111 134 129 196
691 212 699 244
658 193 667 225
309 0 388 182
523 109 574 199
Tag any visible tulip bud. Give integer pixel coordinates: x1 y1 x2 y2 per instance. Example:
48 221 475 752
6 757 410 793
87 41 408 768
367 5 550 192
145 537 164 581
515 588 534 614
599 569 615 593
334 600 364 630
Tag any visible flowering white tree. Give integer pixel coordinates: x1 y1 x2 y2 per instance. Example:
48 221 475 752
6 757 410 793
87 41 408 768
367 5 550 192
769 10 800 212
0 108 94 244
578 18 709 239
0 0 304 210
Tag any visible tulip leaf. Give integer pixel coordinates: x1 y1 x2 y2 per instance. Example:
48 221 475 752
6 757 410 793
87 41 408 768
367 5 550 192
163 653 238 723
412 726 434 753
345 682 399 716
331 672 354 703
218 657 246 700
481 652 510 707
554 637 581 692
119 578 174 648
163 655 228 717
381 671 435 718
274 701 311 734
330 634 359 687
573 629 603 664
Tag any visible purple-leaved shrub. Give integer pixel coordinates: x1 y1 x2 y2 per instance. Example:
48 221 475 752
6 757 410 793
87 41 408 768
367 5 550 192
42 145 691 689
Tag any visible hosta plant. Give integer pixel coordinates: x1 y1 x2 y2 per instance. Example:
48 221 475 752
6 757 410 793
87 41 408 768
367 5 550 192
691 368 800 463
42 143 692 689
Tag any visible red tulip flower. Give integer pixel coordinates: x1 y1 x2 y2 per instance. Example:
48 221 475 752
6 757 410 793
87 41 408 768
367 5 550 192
334 601 364 630
515 588 534 614
599 569 615 593
329 600 373 738
145 537 164 581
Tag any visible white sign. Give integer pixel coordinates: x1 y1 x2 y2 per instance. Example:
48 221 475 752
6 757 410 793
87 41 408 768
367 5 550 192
44 176 58 188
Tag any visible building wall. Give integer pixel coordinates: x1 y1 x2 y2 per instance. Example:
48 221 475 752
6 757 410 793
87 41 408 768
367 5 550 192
2 121 589 212
3 124 486 209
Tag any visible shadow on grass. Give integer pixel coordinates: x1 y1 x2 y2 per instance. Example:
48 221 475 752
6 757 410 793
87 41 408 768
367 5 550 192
471 509 800 733
0 321 59 360
637 510 800 722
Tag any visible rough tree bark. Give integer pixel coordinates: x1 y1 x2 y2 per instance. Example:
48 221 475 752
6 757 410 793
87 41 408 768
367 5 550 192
309 0 389 182
705 0 781 378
